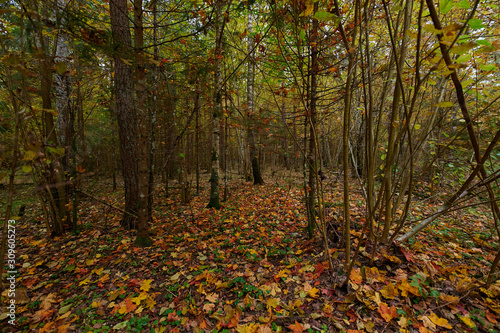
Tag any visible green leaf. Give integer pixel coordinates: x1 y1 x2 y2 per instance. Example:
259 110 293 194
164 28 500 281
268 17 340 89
46 146 65 155
440 0 454 14
58 304 72 315
22 165 33 173
422 24 442 34
476 45 496 54
435 101 454 108
55 61 67 75
468 19 485 29
480 64 497 71
113 321 129 330
23 150 37 161
462 79 474 87
455 54 472 63
392 3 403 12
450 41 477 55
476 40 491 46
456 0 470 8
299 29 306 41
313 11 340 23
414 124 421 130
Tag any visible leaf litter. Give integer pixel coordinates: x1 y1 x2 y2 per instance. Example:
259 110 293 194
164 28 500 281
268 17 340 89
3 178 500 332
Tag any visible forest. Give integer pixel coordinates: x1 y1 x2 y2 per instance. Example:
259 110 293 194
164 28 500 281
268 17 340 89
0 0 500 331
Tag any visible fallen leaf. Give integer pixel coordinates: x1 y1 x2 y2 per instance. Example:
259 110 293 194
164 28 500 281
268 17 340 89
428 312 452 329
288 321 305 333
459 314 476 328
378 302 397 322
140 279 153 292
350 268 363 285
380 282 398 299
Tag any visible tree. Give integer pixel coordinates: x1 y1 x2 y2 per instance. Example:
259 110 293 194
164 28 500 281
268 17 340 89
207 0 227 209
133 0 152 246
109 0 139 228
247 2 264 186
54 0 75 229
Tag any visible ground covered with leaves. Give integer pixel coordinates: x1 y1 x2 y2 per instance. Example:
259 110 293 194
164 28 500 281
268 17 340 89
2 177 500 332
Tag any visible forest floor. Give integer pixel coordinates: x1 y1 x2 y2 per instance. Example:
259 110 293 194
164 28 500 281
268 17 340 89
1 173 500 333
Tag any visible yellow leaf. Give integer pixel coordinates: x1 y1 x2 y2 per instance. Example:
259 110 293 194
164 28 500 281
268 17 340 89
398 316 408 328
308 287 319 298
79 278 90 286
140 279 153 292
266 298 279 311
380 283 398 299
236 323 259 333
439 293 459 305
398 280 420 296
435 101 454 108
419 315 436 331
459 314 476 328
300 2 314 16
131 292 148 305
429 312 452 329
170 272 182 281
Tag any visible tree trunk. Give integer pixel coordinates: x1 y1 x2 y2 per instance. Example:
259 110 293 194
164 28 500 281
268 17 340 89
109 0 139 229
55 0 74 229
247 4 264 185
133 0 152 246
306 2 319 238
206 0 225 209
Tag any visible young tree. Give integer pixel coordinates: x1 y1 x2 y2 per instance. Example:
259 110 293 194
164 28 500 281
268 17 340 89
207 0 228 209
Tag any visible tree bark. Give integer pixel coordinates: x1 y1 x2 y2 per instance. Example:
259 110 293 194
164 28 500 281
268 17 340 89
55 0 74 229
133 0 152 246
109 0 139 229
207 0 227 209
247 3 264 186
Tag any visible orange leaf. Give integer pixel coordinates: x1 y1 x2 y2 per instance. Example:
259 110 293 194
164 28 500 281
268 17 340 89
486 310 497 324
57 323 71 333
288 321 305 333
125 298 137 312
377 302 397 322
350 268 363 285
